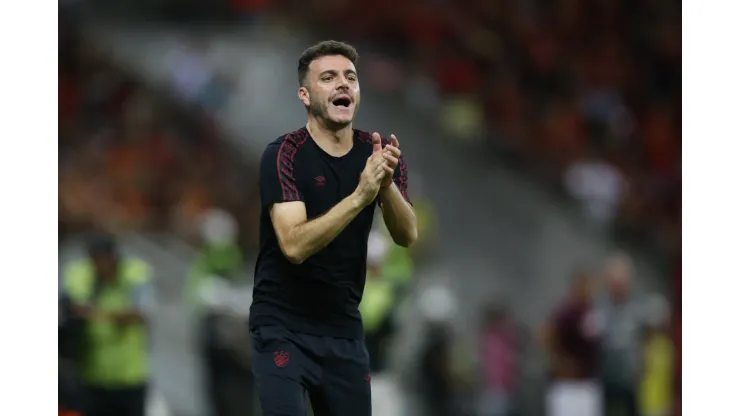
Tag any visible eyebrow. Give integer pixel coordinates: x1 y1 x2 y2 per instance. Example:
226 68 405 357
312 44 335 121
319 69 358 77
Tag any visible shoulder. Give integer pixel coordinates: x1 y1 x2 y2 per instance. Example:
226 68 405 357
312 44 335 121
62 259 94 295
262 128 312 162
63 259 93 281
354 129 373 145
353 129 398 158
353 129 392 147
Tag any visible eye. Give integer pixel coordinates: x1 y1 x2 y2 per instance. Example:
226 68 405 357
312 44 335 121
322 75 334 82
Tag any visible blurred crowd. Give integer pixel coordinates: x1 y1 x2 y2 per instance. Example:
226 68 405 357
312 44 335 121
58 21 260 251
61 0 682 261
403 253 679 416
273 0 681 260
58 1 680 415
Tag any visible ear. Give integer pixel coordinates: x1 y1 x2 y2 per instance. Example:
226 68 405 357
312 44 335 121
298 87 310 107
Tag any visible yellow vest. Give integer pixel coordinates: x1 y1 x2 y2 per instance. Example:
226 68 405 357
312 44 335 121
63 258 151 387
639 334 674 415
360 275 394 334
186 243 243 307
379 199 435 287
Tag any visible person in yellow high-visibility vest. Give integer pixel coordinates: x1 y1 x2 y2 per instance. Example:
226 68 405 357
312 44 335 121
61 236 152 416
360 230 395 372
639 295 675 416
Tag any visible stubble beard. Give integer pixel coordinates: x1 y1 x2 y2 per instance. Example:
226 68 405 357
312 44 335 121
309 100 352 131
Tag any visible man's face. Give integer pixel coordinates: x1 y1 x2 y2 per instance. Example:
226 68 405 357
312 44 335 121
605 257 632 302
608 274 630 302
299 55 360 128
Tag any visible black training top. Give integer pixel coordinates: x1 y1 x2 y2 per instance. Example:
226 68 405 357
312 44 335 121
249 127 410 339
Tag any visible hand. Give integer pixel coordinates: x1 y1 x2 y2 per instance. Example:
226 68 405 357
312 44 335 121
376 133 401 188
356 134 394 206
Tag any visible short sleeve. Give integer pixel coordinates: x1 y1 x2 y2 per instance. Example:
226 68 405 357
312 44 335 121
392 154 411 204
260 140 304 208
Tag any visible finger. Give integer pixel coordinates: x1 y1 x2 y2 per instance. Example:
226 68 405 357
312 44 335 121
384 145 401 158
370 154 386 169
375 162 388 174
367 154 383 169
372 132 382 154
375 168 391 182
383 154 399 167
376 167 390 181
390 134 400 149
382 165 395 175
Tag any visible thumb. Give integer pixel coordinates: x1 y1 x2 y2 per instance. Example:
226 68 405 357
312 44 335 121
372 132 382 154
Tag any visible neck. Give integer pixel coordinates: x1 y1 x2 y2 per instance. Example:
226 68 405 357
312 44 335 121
306 116 353 149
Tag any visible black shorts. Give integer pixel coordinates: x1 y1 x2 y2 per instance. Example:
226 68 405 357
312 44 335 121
251 325 372 416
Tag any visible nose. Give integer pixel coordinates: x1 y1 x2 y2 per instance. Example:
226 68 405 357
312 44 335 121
337 75 350 89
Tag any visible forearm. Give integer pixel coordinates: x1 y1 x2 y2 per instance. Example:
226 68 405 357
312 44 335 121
283 192 366 263
380 184 418 247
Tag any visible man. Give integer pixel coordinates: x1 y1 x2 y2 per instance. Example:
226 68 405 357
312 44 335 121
249 40 418 416
61 236 152 416
597 253 645 416
188 209 252 416
543 269 603 416
639 295 674 416
418 323 455 416
478 303 518 416
360 229 395 372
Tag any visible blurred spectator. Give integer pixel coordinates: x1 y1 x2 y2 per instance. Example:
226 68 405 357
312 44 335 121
167 39 232 114
60 235 153 416
188 208 244 304
563 150 626 226
186 209 253 416
477 303 518 416
59 28 259 250
418 323 456 416
282 0 681 260
406 172 439 264
59 294 87 415
168 40 215 104
672 261 681 416
638 295 674 416
542 269 602 416
596 253 644 416
361 229 395 372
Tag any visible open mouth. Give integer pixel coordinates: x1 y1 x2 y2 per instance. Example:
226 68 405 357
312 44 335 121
331 96 352 108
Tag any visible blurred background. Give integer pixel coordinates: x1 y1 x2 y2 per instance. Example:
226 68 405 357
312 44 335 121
58 0 680 415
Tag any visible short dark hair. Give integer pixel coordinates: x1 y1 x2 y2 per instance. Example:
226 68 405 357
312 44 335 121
298 40 358 86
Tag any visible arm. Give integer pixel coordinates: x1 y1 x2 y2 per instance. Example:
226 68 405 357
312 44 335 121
271 197 365 264
108 281 151 324
379 152 417 247
379 183 417 247
262 140 388 264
